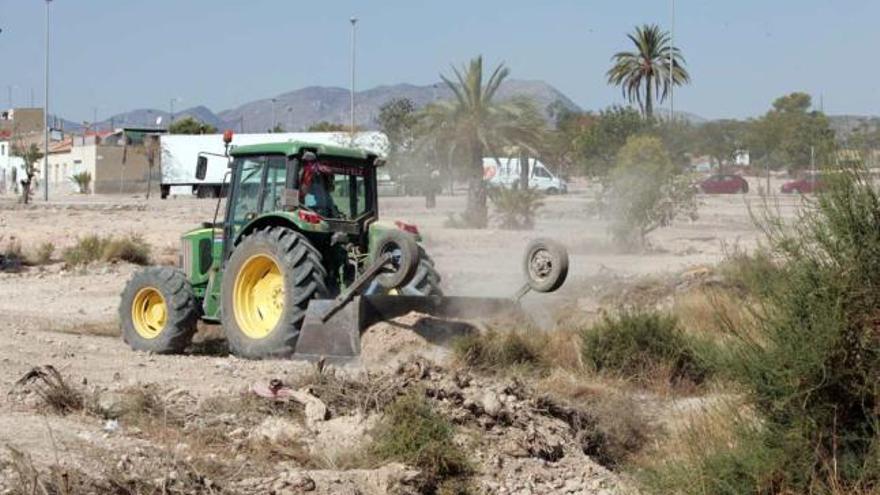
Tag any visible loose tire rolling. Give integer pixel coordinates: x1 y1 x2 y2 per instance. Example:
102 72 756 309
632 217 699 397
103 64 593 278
523 238 569 293
221 226 328 359
119 267 199 353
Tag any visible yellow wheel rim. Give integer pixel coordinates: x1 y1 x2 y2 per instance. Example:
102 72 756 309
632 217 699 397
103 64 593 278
233 254 284 339
131 287 167 339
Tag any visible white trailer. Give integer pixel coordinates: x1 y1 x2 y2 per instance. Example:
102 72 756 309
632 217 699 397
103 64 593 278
159 132 388 198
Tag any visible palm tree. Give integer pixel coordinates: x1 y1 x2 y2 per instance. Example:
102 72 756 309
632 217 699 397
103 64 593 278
607 24 690 119
419 56 544 228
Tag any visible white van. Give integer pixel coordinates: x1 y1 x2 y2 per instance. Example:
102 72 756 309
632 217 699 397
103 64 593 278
482 157 567 194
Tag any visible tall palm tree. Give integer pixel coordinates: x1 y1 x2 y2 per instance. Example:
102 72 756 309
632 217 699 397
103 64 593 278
420 56 544 228
607 24 690 119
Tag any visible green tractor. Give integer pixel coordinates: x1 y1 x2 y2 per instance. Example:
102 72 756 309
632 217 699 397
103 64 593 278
119 138 442 359
120 135 569 361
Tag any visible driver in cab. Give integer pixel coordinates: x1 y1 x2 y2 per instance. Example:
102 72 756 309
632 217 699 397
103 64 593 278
300 154 339 218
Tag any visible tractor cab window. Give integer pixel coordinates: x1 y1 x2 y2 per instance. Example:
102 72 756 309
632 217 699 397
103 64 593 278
230 156 265 231
300 161 369 220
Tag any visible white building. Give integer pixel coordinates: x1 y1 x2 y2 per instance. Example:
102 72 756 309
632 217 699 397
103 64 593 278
0 140 25 194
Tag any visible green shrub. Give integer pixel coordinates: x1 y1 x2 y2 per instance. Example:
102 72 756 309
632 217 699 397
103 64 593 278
488 186 544 230
581 310 712 387
69 171 91 194
452 329 546 372
370 391 472 491
649 167 880 493
63 234 151 266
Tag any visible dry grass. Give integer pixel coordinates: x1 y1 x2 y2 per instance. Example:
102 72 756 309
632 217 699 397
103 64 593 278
62 234 151 267
451 325 584 375
539 370 654 467
13 365 91 415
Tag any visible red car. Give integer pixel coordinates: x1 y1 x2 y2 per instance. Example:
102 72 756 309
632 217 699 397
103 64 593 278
781 174 823 194
699 174 749 194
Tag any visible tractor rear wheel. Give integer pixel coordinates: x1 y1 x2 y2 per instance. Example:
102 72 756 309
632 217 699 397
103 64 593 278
221 226 328 359
119 267 199 353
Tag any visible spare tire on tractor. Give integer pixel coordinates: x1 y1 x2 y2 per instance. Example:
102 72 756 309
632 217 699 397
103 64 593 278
220 226 329 359
119 267 200 353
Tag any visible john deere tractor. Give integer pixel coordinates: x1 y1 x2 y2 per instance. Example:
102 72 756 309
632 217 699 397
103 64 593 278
119 138 442 359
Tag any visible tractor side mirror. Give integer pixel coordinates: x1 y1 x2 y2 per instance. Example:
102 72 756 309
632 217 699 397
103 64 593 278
195 156 208 180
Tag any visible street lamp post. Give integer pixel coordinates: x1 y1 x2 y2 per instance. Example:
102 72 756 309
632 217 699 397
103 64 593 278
271 98 277 132
43 0 51 201
669 0 675 122
350 16 357 145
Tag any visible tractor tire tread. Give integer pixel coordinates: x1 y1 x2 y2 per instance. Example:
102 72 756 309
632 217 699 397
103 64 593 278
119 266 199 354
221 226 328 359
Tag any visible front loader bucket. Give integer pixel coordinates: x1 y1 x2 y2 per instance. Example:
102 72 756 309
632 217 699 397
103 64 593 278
293 295 521 362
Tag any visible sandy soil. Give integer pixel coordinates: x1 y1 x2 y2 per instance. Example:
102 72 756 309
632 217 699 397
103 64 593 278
0 178 805 492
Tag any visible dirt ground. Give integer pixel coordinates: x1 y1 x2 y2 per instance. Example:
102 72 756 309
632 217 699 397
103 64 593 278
0 178 803 493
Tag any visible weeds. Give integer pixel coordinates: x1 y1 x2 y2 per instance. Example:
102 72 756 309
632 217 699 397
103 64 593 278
14 365 88 415
647 166 880 493
34 241 54 264
581 310 713 388
0 237 25 271
370 390 472 492
62 234 151 266
452 328 549 373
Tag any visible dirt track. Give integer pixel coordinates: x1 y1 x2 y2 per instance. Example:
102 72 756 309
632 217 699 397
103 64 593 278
0 179 803 493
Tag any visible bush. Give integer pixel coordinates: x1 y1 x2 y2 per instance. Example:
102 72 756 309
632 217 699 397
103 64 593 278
69 171 91 194
600 135 697 250
1 237 25 271
63 234 151 266
488 186 544 230
370 391 472 492
102 235 151 265
453 329 547 373
34 241 55 264
581 310 712 387
649 167 880 493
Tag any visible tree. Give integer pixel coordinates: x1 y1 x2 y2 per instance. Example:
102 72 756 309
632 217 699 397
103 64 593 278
607 24 690 119
269 124 285 133
307 121 347 132
418 56 545 228
602 135 697 249
575 106 648 176
11 142 43 204
695 119 746 172
376 97 418 162
168 116 217 135
748 92 836 172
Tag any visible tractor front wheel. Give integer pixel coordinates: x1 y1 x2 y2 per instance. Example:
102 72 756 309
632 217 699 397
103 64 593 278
221 226 328 359
119 267 199 353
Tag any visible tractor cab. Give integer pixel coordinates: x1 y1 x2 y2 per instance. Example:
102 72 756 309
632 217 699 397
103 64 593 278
222 142 382 249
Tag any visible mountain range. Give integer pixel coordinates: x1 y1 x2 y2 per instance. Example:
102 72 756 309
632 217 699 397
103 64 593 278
49 81 880 139
54 79 581 134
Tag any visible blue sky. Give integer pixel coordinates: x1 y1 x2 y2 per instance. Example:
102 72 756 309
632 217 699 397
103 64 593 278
1 0 877 122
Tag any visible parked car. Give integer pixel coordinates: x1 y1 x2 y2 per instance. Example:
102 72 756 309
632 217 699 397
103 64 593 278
699 174 749 194
781 173 823 194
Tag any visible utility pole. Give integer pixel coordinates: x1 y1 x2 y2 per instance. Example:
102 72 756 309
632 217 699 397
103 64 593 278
6 85 13 108
350 16 357 145
271 98 277 132
92 107 98 131
669 0 675 122
43 0 52 201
